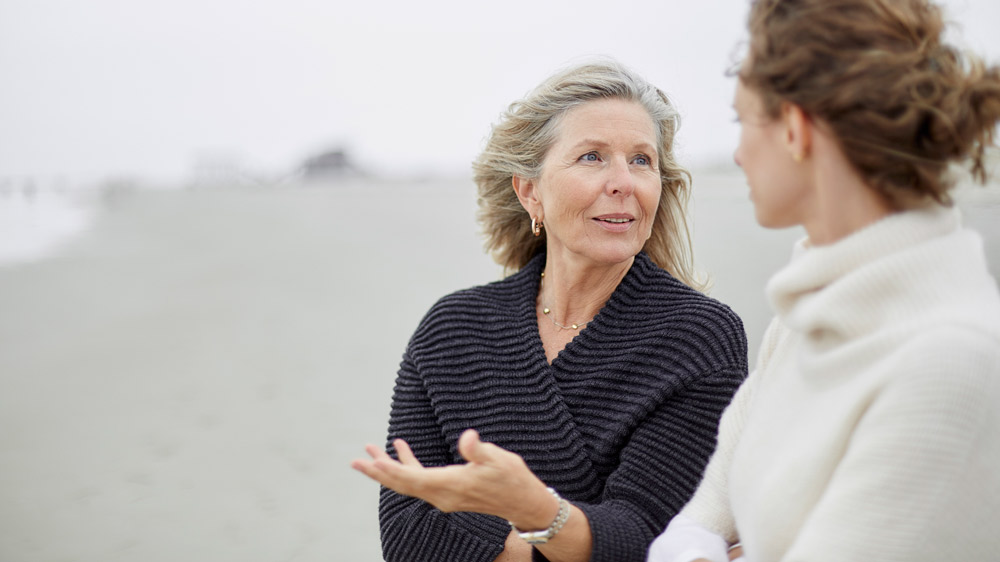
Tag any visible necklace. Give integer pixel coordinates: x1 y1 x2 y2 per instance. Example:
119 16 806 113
541 306 587 330
539 270 589 331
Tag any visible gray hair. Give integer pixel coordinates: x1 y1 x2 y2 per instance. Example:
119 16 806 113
472 58 702 289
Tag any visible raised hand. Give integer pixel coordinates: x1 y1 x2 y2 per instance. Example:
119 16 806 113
351 429 558 529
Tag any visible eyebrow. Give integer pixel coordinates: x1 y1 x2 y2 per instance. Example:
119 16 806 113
569 138 658 154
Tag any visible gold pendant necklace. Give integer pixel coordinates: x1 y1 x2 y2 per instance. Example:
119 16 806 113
539 271 588 331
541 307 586 330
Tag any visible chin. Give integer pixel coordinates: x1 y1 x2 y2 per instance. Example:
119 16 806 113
582 244 644 267
753 211 797 230
753 212 774 229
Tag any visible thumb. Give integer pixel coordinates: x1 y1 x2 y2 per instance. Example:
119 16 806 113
458 428 491 464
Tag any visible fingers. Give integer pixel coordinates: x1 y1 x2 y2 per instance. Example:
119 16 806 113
350 439 432 493
354 440 417 469
351 441 459 506
457 428 479 460
352 433 536 517
349 447 384 480
350 443 405 483
459 428 494 464
351 448 410 493
362 444 398 472
458 428 515 469
393 439 421 466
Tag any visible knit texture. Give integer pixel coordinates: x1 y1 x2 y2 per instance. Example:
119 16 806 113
672 205 1000 562
379 252 748 562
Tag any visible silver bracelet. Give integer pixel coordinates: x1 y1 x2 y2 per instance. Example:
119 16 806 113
509 487 571 545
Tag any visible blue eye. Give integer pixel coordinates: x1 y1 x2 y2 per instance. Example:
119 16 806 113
633 155 651 166
580 152 599 162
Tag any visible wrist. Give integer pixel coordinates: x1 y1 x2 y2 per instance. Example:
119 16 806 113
508 487 570 545
508 484 560 530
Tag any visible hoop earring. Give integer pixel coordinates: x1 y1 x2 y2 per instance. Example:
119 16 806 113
531 217 543 237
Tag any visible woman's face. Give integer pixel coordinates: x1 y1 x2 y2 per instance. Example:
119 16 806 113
733 81 810 229
524 98 662 269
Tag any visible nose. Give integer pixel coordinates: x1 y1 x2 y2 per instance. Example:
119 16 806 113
605 156 636 197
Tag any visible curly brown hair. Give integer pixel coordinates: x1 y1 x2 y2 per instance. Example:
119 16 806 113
472 59 702 289
740 0 1000 207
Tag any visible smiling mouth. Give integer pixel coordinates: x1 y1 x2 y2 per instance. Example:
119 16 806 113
596 218 633 224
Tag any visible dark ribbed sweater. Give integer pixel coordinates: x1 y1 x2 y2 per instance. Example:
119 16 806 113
379 252 748 562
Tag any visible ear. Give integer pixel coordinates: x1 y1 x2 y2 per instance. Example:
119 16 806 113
512 175 543 219
781 101 812 161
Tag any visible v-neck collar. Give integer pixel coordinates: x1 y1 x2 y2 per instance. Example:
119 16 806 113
516 252 645 372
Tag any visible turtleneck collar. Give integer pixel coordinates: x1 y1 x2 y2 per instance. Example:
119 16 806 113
764 204 988 348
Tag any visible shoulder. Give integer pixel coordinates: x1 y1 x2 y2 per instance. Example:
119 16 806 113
890 275 1000 378
893 324 1000 385
425 266 534 318
604 254 749 374
406 263 537 349
872 325 1000 431
633 255 747 347
629 254 743 325
852 326 1000 492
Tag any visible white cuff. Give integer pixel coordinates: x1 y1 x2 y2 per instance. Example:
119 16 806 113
646 514 730 562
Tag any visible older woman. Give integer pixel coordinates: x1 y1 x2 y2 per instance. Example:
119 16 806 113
648 1 1000 561
351 60 748 562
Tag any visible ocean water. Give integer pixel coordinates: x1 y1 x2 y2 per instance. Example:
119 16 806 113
0 172 997 561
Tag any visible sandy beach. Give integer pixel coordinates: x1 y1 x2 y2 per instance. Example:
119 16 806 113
1 171 997 561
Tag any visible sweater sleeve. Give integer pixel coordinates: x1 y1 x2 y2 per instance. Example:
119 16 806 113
570 366 746 562
677 317 782 544
378 349 509 562
674 368 756 545
778 327 999 561
646 514 730 562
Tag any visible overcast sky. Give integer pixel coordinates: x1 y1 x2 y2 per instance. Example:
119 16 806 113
2 0 999 185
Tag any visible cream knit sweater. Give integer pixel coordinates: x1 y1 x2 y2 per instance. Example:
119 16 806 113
651 205 1000 562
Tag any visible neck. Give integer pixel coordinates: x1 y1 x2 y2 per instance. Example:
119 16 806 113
538 254 635 327
803 138 894 246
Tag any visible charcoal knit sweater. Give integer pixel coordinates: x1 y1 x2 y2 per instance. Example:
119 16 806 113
380 252 748 562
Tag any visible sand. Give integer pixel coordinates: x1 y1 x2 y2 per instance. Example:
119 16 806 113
0 172 996 561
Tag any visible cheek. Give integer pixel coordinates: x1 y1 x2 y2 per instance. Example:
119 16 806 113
547 174 591 217
640 181 662 221
558 190 592 219
647 188 662 216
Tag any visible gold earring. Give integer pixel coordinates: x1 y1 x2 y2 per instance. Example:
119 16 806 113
793 152 804 163
531 217 543 237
